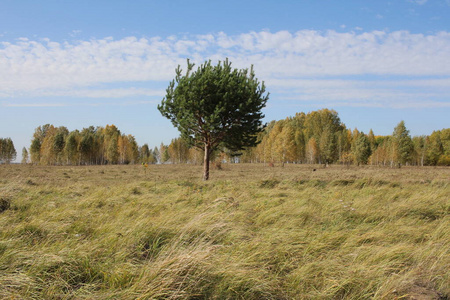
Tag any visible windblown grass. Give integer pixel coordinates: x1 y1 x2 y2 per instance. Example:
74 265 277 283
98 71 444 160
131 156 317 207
0 164 448 299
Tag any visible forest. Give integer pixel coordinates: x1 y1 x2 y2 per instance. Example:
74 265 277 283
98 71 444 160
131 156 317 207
1 109 449 166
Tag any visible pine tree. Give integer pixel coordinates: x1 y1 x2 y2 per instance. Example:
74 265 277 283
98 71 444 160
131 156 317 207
158 59 268 180
139 144 151 163
352 132 371 165
393 121 414 166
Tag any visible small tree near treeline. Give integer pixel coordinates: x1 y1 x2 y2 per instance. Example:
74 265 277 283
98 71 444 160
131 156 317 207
158 59 269 180
0 138 17 164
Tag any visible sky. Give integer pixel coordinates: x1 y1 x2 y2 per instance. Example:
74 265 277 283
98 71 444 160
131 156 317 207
1 0 449 160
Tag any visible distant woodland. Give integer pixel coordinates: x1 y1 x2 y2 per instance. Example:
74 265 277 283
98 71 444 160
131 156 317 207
1 109 449 166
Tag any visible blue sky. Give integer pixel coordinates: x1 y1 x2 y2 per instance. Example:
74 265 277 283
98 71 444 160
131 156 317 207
1 0 449 159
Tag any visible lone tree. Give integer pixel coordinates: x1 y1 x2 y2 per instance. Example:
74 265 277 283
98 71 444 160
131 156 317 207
0 138 17 164
158 59 269 180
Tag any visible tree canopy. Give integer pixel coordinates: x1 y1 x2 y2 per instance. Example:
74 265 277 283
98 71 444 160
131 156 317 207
158 58 269 180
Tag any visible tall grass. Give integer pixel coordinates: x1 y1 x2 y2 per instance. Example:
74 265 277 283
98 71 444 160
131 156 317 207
0 164 448 299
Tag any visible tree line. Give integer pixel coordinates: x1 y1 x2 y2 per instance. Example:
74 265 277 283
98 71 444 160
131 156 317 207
245 109 449 166
160 109 450 167
1 109 448 166
26 124 142 165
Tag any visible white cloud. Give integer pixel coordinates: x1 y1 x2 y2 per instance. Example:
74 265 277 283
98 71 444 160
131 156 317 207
1 30 450 108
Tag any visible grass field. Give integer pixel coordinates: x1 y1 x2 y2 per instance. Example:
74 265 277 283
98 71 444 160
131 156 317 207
0 163 449 299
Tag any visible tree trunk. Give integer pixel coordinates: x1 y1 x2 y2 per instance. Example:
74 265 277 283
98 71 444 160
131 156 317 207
203 143 210 181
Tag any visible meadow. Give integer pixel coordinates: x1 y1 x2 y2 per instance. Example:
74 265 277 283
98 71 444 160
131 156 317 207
0 163 448 299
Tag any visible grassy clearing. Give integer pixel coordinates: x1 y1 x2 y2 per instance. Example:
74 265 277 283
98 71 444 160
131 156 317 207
0 164 449 299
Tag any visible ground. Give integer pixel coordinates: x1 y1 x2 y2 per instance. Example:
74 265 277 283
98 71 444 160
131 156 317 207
0 163 449 299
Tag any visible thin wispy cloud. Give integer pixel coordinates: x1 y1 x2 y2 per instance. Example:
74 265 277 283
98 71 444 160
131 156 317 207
1 30 450 108
35 88 165 98
408 0 428 5
2 102 68 107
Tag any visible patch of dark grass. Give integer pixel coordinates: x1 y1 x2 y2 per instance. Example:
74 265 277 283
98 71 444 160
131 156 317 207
39 257 106 292
38 190 53 195
26 179 36 186
134 228 176 260
276 192 289 198
399 208 445 221
431 181 447 188
18 224 47 245
0 243 6 255
95 200 106 208
11 203 30 213
353 178 370 189
259 179 280 188
308 179 327 188
353 178 393 189
0 197 11 212
372 180 390 186
293 179 328 188
131 187 141 195
330 179 355 186
295 179 308 185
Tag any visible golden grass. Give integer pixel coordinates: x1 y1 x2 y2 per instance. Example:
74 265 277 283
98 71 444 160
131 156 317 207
0 163 449 299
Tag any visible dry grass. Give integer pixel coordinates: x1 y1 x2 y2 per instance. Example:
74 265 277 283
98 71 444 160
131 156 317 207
0 163 449 299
